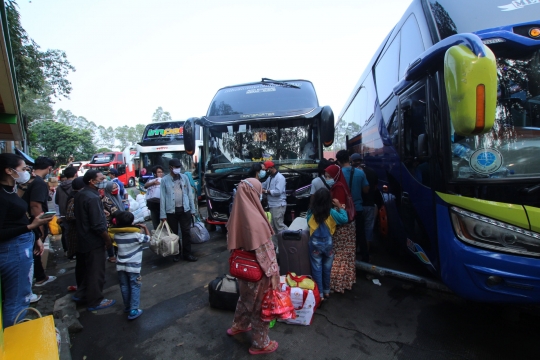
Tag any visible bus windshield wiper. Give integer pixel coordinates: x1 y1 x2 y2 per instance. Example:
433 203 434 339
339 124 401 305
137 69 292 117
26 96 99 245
261 78 300 89
519 183 540 195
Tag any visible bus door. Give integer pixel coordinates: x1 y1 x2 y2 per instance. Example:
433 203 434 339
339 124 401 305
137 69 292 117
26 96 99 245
397 80 438 273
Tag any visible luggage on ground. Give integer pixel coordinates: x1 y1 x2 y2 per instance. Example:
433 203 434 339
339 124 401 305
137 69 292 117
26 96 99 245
277 229 311 276
208 275 240 311
150 221 179 257
190 214 210 244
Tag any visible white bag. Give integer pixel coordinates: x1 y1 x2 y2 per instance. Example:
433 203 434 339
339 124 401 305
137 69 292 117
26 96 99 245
136 194 145 203
278 285 316 326
190 221 210 244
150 221 179 257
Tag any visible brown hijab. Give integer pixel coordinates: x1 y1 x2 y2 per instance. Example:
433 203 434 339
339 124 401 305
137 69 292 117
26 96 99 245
226 178 274 251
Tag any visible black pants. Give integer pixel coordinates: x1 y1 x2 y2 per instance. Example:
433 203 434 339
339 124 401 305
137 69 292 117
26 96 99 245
33 253 47 282
147 200 161 231
166 207 192 256
60 223 69 251
74 247 106 307
355 210 369 262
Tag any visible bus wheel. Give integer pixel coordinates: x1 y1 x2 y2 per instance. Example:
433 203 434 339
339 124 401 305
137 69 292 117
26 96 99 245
128 177 135 188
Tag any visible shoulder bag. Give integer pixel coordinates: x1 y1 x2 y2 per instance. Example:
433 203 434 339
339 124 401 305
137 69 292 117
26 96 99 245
229 249 264 282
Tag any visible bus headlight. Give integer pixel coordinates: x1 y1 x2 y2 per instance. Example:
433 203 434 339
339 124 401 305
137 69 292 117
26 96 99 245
206 187 231 201
450 206 540 257
294 185 312 199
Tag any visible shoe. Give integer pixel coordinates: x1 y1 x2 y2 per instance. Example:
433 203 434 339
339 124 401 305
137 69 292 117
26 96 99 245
34 276 57 287
227 326 252 336
128 309 143 320
173 255 181 262
67 285 77 292
72 295 84 302
249 341 278 355
30 293 42 303
87 299 116 311
183 254 198 262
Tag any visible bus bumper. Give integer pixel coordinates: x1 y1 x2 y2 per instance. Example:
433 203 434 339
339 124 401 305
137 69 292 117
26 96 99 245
437 204 540 303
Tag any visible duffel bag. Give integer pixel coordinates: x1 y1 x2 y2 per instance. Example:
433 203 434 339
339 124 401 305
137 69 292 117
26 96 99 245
150 221 179 257
208 275 239 311
191 221 210 244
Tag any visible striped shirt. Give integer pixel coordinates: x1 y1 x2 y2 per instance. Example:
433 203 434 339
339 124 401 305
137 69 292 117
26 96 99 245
115 232 150 273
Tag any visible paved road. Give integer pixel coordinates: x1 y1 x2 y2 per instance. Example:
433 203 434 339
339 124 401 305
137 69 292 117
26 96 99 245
35 223 540 360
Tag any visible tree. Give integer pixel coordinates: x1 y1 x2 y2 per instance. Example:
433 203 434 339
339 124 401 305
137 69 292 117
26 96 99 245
96 126 116 150
152 106 172 122
29 121 96 164
115 125 131 150
96 147 112 153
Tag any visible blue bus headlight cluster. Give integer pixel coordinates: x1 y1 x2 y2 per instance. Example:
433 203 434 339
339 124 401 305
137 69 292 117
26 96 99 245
450 206 540 257
206 187 231 201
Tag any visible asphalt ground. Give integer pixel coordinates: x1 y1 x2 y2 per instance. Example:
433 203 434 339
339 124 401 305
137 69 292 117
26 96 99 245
32 213 540 360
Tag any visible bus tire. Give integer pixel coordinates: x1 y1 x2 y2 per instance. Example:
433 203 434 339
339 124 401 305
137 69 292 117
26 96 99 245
128 177 135 188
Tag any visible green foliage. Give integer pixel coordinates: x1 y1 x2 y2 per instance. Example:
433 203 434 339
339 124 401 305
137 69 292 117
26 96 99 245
29 121 97 164
152 106 172 122
96 147 112 153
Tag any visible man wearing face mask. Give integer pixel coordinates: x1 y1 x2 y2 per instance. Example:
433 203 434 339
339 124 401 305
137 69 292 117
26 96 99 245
261 160 288 236
160 159 198 262
23 156 58 287
73 170 116 311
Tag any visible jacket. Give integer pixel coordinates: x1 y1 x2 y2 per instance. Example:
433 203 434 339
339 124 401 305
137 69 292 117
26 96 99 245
159 173 196 218
306 208 348 236
55 179 73 216
74 186 109 253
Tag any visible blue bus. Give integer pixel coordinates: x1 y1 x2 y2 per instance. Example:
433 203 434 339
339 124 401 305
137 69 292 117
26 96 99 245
336 0 540 302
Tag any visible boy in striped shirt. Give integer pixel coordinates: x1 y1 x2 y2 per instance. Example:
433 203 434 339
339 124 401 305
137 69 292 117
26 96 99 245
109 211 150 320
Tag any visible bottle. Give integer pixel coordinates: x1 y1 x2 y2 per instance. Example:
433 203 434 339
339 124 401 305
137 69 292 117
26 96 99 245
452 143 474 161
489 167 514 178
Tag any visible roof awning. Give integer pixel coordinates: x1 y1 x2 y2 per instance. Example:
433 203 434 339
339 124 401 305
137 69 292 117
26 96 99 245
16 148 34 165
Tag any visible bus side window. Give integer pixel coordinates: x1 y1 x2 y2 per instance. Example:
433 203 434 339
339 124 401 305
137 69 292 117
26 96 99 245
400 84 429 186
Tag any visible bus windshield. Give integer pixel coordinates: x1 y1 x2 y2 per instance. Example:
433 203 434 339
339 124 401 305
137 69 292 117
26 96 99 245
451 49 540 179
428 0 540 39
207 80 318 118
140 151 194 175
207 123 318 169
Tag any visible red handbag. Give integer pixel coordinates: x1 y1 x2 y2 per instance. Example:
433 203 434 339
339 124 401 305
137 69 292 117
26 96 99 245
229 249 264 282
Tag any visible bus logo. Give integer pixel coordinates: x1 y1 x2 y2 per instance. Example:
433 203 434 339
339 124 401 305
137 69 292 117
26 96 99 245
469 148 503 175
147 127 183 137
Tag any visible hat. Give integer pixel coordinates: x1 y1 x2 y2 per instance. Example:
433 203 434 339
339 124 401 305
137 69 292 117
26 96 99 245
72 177 85 191
263 160 275 169
109 168 119 176
350 153 363 162
169 158 182 167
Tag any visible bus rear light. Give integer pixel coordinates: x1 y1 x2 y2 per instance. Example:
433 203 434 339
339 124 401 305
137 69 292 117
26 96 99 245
450 206 540 258
474 84 486 134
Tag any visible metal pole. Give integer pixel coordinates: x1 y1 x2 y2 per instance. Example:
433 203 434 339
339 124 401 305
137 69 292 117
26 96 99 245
355 260 453 293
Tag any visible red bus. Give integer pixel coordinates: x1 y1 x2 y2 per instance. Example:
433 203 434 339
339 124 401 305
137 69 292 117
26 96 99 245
87 151 136 187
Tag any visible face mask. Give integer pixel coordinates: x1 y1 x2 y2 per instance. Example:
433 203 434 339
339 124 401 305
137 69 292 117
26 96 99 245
326 179 335 187
44 173 51 181
96 180 107 189
11 169 30 184
111 189 119 195
172 168 182 175
259 170 266 179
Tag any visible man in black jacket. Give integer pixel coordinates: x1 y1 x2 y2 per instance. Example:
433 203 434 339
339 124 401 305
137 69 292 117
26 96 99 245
73 170 116 311
56 166 77 256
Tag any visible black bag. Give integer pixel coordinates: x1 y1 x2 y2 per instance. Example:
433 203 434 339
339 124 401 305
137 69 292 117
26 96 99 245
208 275 240 311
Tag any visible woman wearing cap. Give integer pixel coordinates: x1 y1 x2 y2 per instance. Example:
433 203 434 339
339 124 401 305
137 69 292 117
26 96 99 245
324 164 357 293
227 178 280 355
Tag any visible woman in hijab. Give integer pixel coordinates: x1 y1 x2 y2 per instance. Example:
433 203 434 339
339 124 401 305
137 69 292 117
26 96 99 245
226 178 280 355
324 164 356 293
102 181 123 263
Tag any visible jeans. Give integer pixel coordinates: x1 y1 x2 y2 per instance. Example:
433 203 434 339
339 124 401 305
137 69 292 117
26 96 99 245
0 232 34 328
363 205 378 242
117 271 141 311
166 207 192 256
309 235 334 297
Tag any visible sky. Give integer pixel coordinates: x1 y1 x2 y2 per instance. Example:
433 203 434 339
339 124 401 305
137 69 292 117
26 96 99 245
18 0 412 128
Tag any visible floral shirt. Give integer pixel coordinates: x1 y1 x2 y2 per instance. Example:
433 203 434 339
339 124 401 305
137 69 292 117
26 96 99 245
255 240 279 277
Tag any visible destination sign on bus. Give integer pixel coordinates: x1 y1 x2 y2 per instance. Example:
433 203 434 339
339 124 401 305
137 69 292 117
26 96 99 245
147 126 183 137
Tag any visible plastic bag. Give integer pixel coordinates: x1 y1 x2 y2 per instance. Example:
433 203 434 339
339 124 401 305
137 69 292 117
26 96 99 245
261 290 296 322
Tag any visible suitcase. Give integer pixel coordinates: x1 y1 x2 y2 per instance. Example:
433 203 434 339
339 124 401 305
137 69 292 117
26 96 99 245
208 275 240 311
277 229 311 276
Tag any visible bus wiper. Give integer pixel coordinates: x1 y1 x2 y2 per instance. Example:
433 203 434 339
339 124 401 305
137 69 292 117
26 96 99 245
261 78 300 89
519 184 540 195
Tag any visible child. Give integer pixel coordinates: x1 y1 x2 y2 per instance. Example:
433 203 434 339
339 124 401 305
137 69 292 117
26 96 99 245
306 188 348 301
108 211 150 320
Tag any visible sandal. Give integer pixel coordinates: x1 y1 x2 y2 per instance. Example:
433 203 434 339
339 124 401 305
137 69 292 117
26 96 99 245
227 326 252 336
108 257 117 263
87 298 116 311
249 340 278 355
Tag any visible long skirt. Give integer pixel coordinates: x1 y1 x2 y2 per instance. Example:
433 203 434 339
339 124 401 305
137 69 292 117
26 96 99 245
232 276 272 349
330 221 356 293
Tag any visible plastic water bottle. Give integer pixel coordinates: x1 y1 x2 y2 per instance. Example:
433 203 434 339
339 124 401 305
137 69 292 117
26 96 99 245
452 143 474 161
489 167 514 178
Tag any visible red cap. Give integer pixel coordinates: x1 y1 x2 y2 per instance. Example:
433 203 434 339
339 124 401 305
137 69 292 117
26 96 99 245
263 160 275 169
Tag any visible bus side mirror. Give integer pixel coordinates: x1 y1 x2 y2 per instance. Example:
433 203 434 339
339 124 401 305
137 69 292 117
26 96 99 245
444 44 497 136
320 106 335 147
183 117 198 155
